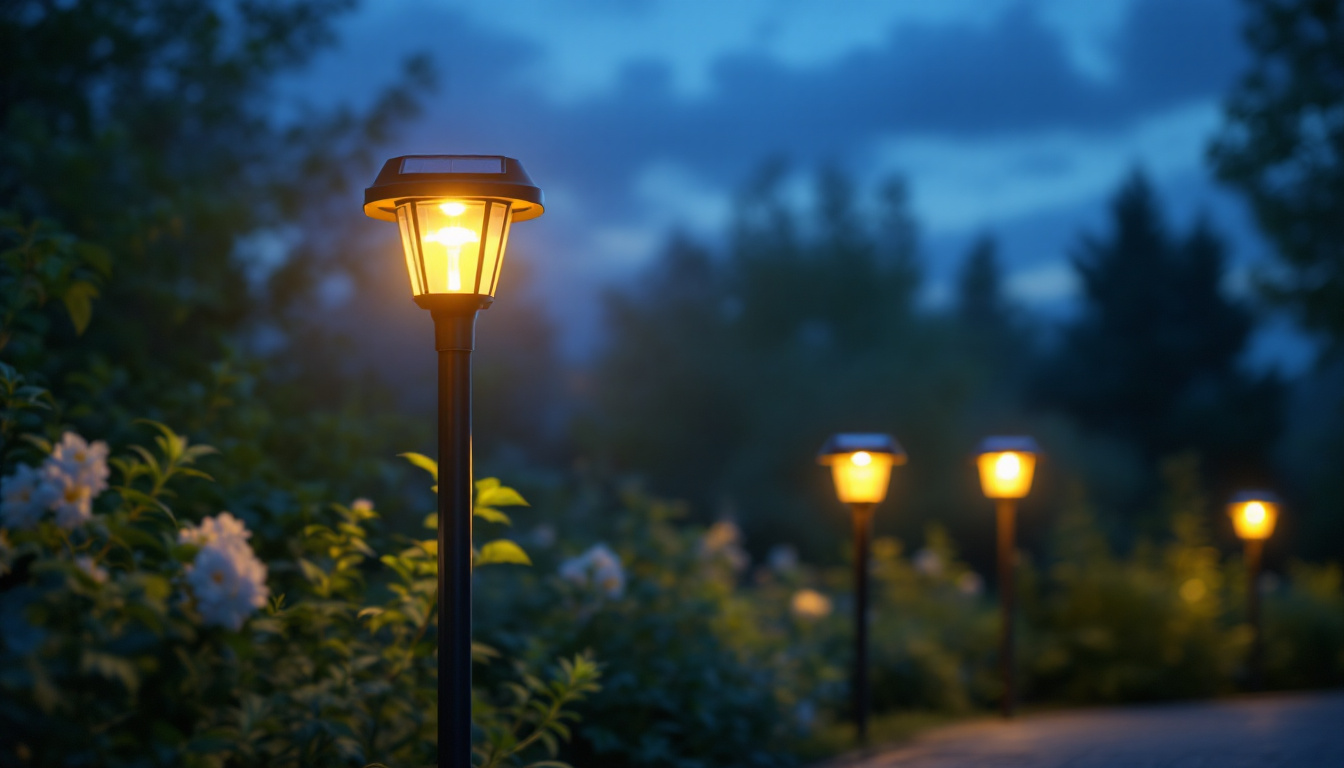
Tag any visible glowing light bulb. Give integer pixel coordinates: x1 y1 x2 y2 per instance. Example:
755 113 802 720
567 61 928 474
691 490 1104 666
440 202 467 216
1245 502 1266 524
425 225 480 291
852 451 872 466
995 452 1021 480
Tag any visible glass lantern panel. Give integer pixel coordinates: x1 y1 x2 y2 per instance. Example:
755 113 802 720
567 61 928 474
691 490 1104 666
414 200 488 294
831 451 895 504
976 451 1036 499
1229 500 1277 540
480 202 511 294
396 205 425 295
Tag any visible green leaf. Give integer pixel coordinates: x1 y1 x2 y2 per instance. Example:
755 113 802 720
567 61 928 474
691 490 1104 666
477 484 529 508
297 558 326 584
473 506 512 526
63 281 99 335
423 512 438 529
399 452 438 481
475 539 531 567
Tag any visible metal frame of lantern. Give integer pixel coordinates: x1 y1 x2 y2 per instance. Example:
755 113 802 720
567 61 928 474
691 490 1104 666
818 433 906 744
975 435 1040 719
365 155 543 768
1228 490 1280 692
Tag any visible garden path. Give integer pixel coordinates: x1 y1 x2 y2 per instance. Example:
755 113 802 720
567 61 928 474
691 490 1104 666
824 691 1344 768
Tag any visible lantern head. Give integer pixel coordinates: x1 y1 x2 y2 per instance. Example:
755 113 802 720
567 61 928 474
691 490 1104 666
1228 490 1280 541
364 155 543 311
975 436 1040 499
818 433 906 505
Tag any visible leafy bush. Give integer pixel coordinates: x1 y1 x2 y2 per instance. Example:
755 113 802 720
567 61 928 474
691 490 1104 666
0 414 598 766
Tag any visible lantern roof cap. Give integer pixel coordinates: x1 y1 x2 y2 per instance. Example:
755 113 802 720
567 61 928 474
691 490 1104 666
817 433 906 464
976 435 1041 455
1229 489 1281 505
364 155 544 222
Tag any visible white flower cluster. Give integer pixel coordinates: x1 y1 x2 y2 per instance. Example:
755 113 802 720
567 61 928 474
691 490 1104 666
700 519 749 572
179 513 269 631
559 543 625 598
0 432 110 531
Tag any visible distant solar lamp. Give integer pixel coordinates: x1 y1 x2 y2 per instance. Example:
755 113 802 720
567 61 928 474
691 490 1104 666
975 435 1041 719
818 433 906 744
1228 490 1280 692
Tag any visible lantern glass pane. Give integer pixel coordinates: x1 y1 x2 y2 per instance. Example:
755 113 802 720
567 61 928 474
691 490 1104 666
412 200 487 294
976 451 1036 499
396 205 425 295
1229 500 1277 540
481 202 511 294
830 451 895 504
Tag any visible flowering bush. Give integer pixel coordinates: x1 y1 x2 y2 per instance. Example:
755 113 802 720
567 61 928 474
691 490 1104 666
0 414 599 767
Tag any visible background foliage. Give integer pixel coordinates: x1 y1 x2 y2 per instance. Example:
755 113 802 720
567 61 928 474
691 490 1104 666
2 0 1342 766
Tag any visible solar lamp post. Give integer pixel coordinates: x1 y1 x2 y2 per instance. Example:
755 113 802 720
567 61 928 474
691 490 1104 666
975 435 1039 719
364 154 544 768
818 433 906 743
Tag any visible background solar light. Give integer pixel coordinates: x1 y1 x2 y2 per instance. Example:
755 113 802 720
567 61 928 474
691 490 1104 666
365 155 544 768
975 435 1041 719
817 433 906 744
1228 489 1281 692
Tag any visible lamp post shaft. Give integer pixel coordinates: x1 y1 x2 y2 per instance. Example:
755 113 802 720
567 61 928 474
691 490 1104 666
996 498 1017 718
850 502 875 743
435 310 478 768
1246 537 1264 692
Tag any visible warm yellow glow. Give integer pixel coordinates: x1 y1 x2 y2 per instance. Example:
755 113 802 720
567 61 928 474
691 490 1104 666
396 199 513 296
829 451 895 504
426 225 480 291
976 451 1036 499
1229 499 1278 540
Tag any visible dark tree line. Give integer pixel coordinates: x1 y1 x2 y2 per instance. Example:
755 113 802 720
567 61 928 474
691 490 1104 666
577 161 1293 566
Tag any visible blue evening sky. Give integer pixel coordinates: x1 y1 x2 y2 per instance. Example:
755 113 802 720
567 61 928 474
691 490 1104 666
294 0 1318 372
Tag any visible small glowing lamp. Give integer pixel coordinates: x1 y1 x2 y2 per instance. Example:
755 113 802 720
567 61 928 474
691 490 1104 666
818 433 906 505
975 436 1040 499
364 155 544 310
1228 491 1280 541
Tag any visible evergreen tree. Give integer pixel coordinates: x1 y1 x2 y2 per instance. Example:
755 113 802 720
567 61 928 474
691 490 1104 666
956 234 1008 334
1036 170 1281 497
1209 0 1344 348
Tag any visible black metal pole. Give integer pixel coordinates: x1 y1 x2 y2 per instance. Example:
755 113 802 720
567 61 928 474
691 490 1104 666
850 502 874 743
434 308 478 768
996 498 1017 718
1246 537 1264 692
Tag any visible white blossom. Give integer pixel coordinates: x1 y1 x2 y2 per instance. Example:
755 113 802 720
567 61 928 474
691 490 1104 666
178 511 252 547
49 432 110 495
957 571 983 596
1 464 55 530
180 513 269 630
559 543 625 598
76 556 108 584
790 588 833 620
700 520 749 572
351 498 374 514
913 547 944 578
45 467 93 530
768 544 799 573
